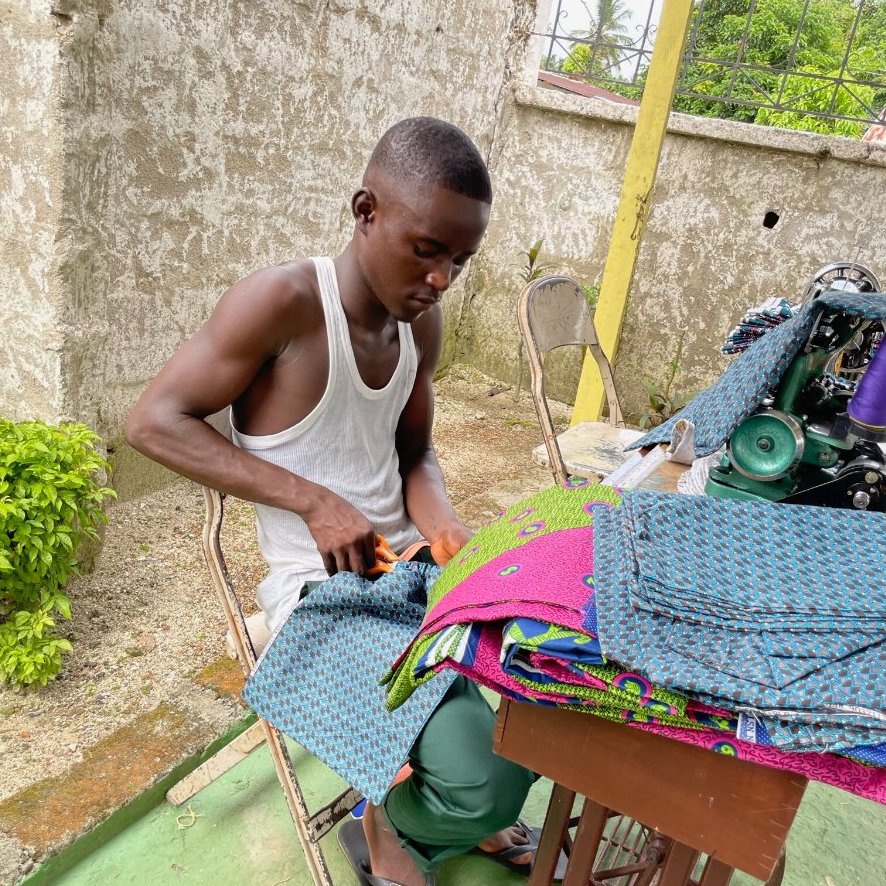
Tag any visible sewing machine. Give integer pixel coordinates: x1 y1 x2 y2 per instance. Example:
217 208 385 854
706 262 886 511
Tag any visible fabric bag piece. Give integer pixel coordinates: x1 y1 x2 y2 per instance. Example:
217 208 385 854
243 561 455 804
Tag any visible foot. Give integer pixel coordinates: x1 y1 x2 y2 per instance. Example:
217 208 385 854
477 823 532 867
363 802 426 886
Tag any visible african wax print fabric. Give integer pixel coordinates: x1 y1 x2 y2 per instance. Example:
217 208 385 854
382 480 621 708
631 290 886 456
721 297 796 355
383 482 886 805
243 561 455 804
594 491 886 751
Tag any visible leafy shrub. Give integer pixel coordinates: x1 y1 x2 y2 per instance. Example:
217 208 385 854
0 420 115 687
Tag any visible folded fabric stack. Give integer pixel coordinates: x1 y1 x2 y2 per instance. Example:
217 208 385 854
596 491 886 752
383 482 886 805
721 297 796 355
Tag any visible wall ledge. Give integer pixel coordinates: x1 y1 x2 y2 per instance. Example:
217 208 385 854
515 82 886 168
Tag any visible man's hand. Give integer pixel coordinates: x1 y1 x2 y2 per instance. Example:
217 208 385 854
302 490 376 576
429 522 473 566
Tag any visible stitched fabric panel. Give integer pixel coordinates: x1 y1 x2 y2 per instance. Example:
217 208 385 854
243 561 455 804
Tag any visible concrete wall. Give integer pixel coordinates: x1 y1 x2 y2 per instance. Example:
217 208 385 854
1 0 534 492
5 0 886 477
0 2 65 422
463 82 886 421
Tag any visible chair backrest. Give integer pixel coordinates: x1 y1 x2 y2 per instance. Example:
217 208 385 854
517 275 626 486
200 409 260 672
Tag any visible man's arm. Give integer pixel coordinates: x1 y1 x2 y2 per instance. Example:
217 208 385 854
396 308 472 565
125 267 376 575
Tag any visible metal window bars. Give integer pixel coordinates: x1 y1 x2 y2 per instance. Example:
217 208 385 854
537 0 886 133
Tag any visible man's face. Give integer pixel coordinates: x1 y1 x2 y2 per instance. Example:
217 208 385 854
356 180 490 322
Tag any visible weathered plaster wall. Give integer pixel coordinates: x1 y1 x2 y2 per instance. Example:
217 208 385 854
0 1 65 422
0 0 532 492
456 97 630 405
52 0 533 468
462 84 886 420
9 0 885 474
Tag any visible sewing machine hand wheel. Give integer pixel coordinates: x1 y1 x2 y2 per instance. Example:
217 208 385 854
802 262 881 302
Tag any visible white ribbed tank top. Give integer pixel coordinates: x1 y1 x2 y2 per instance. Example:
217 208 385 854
231 257 422 630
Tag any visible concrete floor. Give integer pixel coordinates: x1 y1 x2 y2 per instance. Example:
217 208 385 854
54 727 886 886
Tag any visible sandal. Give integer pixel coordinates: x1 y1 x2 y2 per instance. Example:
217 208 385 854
469 819 568 880
338 819 436 886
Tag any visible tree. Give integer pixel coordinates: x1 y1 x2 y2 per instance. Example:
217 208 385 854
674 0 886 137
562 0 634 80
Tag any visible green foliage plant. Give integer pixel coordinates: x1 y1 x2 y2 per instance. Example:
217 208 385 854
640 331 696 429
518 238 557 284
581 283 600 310
515 238 557 402
756 66 879 138
0 420 115 688
553 0 886 138
673 0 886 137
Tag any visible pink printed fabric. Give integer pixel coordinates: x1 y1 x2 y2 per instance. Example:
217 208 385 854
431 625 886 804
421 527 597 635
390 526 599 675
632 722 886 805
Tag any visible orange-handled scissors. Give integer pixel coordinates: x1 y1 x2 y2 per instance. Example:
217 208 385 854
367 534 399 575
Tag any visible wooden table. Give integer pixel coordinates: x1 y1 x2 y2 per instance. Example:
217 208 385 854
494 700 806 886
494 440 806 885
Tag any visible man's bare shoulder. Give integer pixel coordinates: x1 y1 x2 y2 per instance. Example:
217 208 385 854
409 304 444 367
222 259 320 318
208 259 323 350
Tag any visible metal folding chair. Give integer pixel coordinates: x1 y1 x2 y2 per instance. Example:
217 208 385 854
516 275 670 885
169 411 361 886
517 274 642 486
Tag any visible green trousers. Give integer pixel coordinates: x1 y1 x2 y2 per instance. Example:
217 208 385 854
383 676 536 873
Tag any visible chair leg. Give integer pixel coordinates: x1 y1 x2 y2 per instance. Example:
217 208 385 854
166 721 266 806
263 720 336 886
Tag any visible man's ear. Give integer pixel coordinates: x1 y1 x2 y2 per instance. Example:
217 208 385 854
352 188 377 231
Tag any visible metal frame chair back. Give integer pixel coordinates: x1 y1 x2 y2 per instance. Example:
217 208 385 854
517 274 627 486
201 411 361 886
517 279 676 884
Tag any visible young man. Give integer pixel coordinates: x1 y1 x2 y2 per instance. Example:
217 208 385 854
127 118 537 886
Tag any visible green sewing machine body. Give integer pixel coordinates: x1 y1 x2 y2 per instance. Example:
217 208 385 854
706 264 886 511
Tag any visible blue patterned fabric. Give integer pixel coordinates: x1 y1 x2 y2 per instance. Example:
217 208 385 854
414 623 483 677
843 743 886 767
738 713 886 759
630 290 886 456
738 715 884 752
593 490 886 751
243 561 455 804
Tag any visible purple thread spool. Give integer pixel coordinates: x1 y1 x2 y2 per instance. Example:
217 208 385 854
849 340 886 433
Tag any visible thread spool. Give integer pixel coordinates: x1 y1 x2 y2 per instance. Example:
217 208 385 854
848 340 886 436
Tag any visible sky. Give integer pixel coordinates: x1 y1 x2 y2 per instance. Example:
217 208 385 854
550 0 663 33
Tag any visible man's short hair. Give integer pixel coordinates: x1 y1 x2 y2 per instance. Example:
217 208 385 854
368 117 492 204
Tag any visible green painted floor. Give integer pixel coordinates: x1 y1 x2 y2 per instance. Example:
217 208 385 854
53 734 886 886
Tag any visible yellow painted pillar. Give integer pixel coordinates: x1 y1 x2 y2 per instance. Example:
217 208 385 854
571 0 695 424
